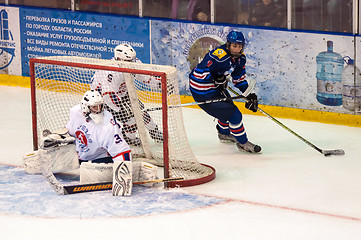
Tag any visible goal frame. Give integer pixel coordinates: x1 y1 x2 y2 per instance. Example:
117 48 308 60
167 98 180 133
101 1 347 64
29 57 216 188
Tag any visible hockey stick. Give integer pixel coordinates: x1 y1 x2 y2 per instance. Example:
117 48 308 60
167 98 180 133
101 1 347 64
42 158 184 195
143 95 245 112
63 177 184 195
227 87 345 157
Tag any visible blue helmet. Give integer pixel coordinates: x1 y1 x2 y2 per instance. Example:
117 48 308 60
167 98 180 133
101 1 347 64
227 30 245 44
226 30 245 57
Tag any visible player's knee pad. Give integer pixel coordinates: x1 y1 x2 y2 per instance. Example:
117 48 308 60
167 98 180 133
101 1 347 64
79 161 113 184
23 144 79 174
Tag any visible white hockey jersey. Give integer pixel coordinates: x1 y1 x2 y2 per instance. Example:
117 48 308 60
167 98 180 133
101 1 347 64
91 70 128 112
90 58 160 112
66 105 131 162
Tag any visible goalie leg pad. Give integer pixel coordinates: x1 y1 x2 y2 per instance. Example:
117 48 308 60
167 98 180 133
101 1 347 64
23 151 42 174
40 151 65 195
79 162 113 184
112 161 132 196
132 160 158 187
139 161 158 187
132 161 142 182
23 144 79 174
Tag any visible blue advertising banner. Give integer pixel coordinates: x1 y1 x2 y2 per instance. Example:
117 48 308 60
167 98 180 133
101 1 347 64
151 20 357 114
19 7 150 76
1 5 359 115
0 7 21 75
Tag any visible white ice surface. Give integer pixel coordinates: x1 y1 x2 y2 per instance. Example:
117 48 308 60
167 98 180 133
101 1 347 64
1 86 361 240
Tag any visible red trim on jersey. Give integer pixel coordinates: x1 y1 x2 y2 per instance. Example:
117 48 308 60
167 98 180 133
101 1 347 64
193 71 209 80
233 75 246 84
189 80 215 89
113 150 131 161
103 91 121 106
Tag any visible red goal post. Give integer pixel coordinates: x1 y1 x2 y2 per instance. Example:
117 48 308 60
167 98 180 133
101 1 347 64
29 56 215 188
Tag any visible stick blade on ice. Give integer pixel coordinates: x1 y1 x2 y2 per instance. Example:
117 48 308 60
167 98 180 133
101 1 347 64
322 149 345 156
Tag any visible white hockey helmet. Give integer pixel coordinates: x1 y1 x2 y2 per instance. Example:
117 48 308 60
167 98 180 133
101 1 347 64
114 44 136 61
81 90 104 124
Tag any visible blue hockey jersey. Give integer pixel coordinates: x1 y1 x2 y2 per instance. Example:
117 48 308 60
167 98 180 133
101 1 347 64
189 44 248 99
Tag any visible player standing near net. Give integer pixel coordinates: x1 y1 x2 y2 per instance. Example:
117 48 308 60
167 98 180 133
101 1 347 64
91 44 163 146
189 30 261 153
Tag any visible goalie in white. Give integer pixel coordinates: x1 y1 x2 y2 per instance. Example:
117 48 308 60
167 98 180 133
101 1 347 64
90 44 163 146
23 90 158 196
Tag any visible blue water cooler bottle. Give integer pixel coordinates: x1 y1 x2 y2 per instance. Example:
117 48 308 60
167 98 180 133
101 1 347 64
1 10 9 40
342 56 361 112
316 41 344 106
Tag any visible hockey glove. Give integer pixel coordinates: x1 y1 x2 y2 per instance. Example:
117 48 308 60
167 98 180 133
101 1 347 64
40 129 75 150
213 75 228 89
245 93 258 112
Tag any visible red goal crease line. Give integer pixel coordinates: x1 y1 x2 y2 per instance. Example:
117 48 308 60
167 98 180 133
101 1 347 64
239 199 361 222
205 195 361 222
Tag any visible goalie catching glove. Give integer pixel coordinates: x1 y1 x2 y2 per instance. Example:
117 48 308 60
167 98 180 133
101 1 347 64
245 93 258 112
40 129 75 150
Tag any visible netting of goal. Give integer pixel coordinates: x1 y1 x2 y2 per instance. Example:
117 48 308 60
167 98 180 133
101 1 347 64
29 56 215 187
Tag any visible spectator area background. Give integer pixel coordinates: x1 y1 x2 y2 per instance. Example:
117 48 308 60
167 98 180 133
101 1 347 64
0 3 360 125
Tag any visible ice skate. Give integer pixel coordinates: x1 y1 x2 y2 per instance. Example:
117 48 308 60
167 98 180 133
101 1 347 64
218 133 237 143
236 141 261 153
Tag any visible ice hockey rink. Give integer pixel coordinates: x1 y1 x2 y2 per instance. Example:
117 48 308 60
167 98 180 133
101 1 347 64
1 85 361 240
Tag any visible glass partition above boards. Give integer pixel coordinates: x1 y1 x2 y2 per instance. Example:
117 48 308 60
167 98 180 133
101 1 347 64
8 0 71 9
3 0 357 34
243 0 287 28
142 0 210 22
74 0 139 16
291 0 353 33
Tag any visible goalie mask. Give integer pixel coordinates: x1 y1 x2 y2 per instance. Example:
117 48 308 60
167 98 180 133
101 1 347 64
81 90 104 124
114 44 136 62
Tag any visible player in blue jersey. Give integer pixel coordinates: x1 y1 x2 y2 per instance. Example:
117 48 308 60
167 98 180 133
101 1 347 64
189 30 261 153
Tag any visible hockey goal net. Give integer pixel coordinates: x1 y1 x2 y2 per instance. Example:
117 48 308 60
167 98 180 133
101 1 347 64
29 56 215 187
